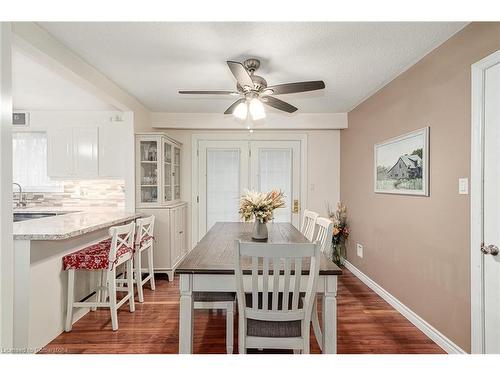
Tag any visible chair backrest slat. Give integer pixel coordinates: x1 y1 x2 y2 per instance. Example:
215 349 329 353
108 221 135 268
252 256 259 309
292 257 302 310
272 257 280 311
315 217 333 254
282 257 291 312
300 209 319 242
234 240 321 324
135 215 155 247
262 257 269 310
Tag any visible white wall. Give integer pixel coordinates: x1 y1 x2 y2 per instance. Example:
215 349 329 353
15 110 135 211
0 21 14 350
157 128 340 249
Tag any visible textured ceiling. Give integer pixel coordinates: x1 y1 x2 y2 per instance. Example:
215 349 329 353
12 48 115 111
38 22 467 113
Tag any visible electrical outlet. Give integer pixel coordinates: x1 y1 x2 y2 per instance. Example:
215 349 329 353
459 178 469 195
356 243 364 258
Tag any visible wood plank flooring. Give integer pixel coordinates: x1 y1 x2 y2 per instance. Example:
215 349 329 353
40 268 445 354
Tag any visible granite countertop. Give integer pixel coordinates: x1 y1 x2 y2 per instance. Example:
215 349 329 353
13 209 141 241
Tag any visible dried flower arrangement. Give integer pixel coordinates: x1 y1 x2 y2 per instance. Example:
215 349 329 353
239 189 286 223
327 202 349 265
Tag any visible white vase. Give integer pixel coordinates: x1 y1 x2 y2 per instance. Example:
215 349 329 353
252 220 268 241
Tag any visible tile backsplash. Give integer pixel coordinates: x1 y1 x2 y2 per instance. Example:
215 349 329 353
14 180 125 208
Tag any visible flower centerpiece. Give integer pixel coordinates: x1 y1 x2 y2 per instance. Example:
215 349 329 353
327 202 349 266
239 189 286 240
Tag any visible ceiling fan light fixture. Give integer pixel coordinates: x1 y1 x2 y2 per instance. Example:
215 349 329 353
233 101 248 120
249 98 265 121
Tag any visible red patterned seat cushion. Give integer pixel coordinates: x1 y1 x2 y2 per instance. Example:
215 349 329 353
136 234 154 250
63 238 133 270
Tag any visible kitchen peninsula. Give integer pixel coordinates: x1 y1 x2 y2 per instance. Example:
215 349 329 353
13 209 141 351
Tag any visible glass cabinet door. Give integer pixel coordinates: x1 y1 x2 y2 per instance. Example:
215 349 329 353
139 140 159 204
174 146 181 200
163 140 173 202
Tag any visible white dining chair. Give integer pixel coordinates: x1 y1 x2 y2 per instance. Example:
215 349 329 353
310 216 333 350
193 292 236 354
300 209 319 242
134 215 156 303
234 240 321 354
64 221 136 332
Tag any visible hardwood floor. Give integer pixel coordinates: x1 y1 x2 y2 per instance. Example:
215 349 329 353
41 268 445 354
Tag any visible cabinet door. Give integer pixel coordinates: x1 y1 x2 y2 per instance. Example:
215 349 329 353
163 140 173 203
173 146 181 200
138 138 160 205
73 127 98 177
171 207 182 265
99 125 124 178
47 128 74 177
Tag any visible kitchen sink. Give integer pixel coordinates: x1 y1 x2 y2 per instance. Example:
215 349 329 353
13 212 67 222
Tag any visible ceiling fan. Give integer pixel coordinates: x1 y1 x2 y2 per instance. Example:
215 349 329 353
179 58 325 121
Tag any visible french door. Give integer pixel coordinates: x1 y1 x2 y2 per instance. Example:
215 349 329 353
481 60 500 353
197 140 301 239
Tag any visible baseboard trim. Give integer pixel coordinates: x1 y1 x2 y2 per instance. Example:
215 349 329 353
342 258 467 354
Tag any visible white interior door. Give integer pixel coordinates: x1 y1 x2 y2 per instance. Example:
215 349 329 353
250 141 301 228
483 61 500 353
198 141 249 237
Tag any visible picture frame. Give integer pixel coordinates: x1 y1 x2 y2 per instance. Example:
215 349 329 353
374 127 429 196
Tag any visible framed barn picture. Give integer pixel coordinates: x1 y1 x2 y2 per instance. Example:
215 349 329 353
374 127 429 196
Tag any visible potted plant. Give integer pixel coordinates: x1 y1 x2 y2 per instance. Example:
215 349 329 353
239 189 286 240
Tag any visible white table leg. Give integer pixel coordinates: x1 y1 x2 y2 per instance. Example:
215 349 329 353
322 275 338 354
179 274 194 354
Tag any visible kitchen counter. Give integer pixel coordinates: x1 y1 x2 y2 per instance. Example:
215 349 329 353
13 210 140 240
12 207 141 351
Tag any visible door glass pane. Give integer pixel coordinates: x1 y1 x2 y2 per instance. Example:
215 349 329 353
258 148 292 222
140 140 158 203
206 149 240 231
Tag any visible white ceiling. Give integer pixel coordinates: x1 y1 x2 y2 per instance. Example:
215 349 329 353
38 22 467 113
12 48 116 111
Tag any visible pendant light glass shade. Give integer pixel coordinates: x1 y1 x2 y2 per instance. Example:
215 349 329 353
233 101 248 120
249 98 266 120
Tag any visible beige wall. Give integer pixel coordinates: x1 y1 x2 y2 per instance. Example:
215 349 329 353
341 22 500 352
160 129 340 249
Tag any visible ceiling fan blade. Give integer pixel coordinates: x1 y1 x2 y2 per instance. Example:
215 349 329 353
266 80 325 95
227 61 255 90
262 96 298 113
179 90 239 95
224 98 246 115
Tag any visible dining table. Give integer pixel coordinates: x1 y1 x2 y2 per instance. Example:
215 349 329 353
175 222 342 354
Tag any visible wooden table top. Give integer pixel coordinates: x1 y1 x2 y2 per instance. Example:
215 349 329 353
176 222 342 275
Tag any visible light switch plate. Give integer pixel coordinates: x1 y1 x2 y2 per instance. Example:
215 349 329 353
459 178 469 195
356 243 364 258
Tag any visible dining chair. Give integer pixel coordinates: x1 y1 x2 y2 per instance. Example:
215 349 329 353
300 209 319 241
309 216 333 351
193 292 236 354
64 221 136 332
133 215 156 303
234 240 321 354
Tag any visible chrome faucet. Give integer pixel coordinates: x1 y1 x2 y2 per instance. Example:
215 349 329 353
13 182 26 208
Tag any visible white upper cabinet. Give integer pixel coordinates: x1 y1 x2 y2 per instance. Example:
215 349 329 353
98 125 125 178
48 127 75 178
47 124 127 179
73 127 98 177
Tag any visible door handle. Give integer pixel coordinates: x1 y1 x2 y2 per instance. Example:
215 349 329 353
292 199 299 214
481 243 499 256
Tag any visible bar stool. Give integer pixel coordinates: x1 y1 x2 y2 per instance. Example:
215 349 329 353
134 215 156 303
63 221 136 331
